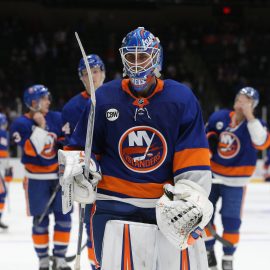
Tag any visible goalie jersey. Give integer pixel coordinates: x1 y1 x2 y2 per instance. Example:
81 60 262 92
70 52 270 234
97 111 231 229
10 112 64 180
206 109 270 186
68 79 212 207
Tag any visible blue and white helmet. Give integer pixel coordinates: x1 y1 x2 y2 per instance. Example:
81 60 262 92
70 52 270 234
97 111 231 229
237 87 260 108
0 113 7 130
78 54 105 77
23 84 50 111
119 27 163 92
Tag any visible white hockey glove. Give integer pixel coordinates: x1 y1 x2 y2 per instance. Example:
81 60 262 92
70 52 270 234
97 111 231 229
156 179 213 250
58 150 102 214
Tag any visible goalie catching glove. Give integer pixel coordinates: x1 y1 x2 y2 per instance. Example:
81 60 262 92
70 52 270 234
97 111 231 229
58 150 101 214
156 179 213 250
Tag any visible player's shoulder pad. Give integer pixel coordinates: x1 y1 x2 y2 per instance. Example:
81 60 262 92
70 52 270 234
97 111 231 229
62 93 82 113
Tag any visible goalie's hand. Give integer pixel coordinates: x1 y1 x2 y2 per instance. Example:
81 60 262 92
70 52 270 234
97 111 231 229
58 150 101 205
156 180 213 250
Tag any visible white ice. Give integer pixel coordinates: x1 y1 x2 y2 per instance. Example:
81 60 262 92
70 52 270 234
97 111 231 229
0 182 270 270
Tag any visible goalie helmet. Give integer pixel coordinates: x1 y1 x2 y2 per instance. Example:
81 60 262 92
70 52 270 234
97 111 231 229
0 113 7 130
78 54 105 77
23 84 50 111
119 26 163 92
236 87 259 108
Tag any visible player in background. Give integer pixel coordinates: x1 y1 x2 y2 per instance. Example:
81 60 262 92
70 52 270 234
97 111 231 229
10 85 72 270
0 113 13 229
60 27 213 269
62 54 105 269
205 87 270 270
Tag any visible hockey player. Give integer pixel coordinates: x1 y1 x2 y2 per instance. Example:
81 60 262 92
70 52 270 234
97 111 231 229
60 27 213 269
10 85 72 270
62 54 105 269
0 113 13 229
62 54 105 141
205 87 270 270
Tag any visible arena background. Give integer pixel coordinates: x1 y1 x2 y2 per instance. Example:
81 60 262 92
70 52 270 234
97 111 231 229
1 0 269 179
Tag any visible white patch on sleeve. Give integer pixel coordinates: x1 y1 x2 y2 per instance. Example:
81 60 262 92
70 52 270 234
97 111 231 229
30 126 49 154
247 119 267 146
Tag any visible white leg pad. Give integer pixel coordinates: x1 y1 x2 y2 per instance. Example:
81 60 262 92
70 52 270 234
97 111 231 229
101 220 208 270
101 220 158 270
157 232 208 270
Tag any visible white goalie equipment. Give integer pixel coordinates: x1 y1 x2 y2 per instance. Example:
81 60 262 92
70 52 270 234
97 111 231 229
58 150 100 214
101 220 208 270
156 179 213 250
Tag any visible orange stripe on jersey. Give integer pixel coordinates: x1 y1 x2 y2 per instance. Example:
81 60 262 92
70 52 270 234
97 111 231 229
63 145 83 151
0 150 8 158
173 148 210 173
32 234 49 245
53 231 70 243
81 90 90 99
222 232 239 245
0 203 4 210
181 249 189 270
253 133 270 150
211 161 255 176
98 175 172 199
25 162 58 173
24 139 37 157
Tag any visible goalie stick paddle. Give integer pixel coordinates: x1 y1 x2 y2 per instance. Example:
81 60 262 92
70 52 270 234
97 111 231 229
206 223 234 248
74 32 96 270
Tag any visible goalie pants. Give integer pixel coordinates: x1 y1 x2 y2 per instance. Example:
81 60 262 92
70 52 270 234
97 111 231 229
25 178 72 259
90 200 157 268
0 175 7 219
205 183 246 255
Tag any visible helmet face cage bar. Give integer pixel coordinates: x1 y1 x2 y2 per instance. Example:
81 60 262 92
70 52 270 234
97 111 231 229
120 46 160 78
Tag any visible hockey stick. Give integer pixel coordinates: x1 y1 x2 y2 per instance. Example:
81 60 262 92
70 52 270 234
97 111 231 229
34 183 61 226
74 32 96 270
206 223 234 248
49 242 87 262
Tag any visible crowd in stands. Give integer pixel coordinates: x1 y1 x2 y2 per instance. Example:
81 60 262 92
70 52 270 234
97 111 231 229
0 16 270 124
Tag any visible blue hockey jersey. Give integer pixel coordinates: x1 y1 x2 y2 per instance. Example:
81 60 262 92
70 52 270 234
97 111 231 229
206 109 270 186
62 91 89 144
68 78 211 206
10 112 64 180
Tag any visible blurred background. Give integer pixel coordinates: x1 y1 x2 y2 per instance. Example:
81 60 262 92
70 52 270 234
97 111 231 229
0 0 270 156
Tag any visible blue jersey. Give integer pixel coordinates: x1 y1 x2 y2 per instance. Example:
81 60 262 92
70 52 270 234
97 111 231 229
10 111 64 180
62 91 89 144
69 79 211 206
206 109 270 185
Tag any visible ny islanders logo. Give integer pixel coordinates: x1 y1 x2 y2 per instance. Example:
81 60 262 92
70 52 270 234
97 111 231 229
40 132 57 159
119 126 167 173
218 131 240 159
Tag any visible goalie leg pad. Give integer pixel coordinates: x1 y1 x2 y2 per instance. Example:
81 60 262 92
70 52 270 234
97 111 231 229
157 231 208 270
101 220 158 270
